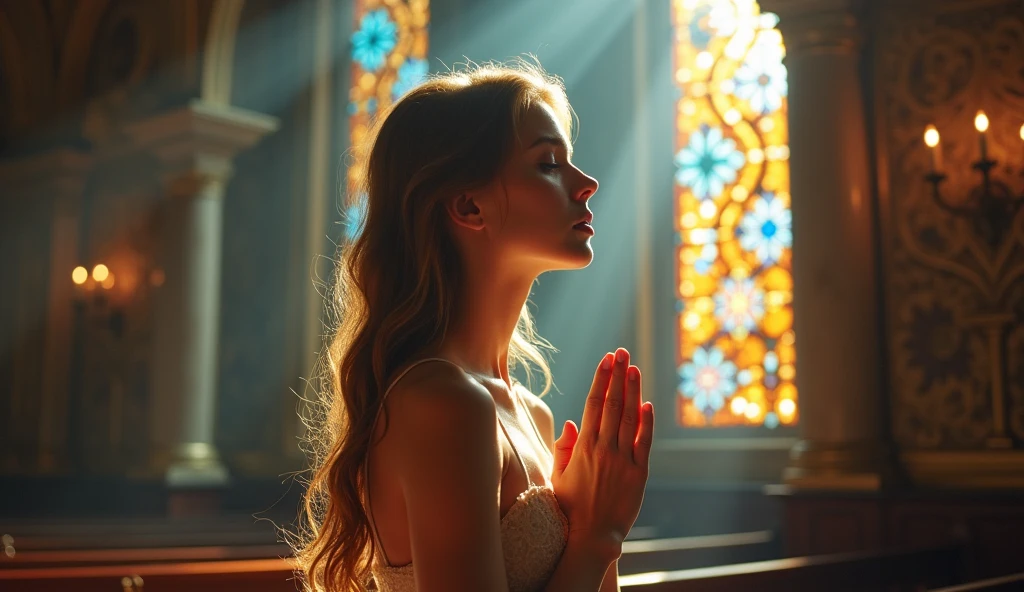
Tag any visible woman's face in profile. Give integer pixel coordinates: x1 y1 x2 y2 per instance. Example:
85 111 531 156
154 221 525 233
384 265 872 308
477 101 600 273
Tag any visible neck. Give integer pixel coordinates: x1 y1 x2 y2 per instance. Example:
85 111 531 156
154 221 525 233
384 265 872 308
438 260 538 389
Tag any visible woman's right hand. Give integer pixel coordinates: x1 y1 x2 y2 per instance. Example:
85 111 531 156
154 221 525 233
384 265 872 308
549 348 655 563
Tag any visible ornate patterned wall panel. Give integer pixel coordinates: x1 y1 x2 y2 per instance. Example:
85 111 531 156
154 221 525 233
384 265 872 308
878 1 1024 449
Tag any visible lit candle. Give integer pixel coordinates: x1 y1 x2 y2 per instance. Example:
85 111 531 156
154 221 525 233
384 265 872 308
92 263 110 283
924 125 942 172
72 266 88 286
974 110 989 161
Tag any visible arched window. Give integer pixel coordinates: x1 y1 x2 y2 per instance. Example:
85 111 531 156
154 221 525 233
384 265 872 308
672 0 797 429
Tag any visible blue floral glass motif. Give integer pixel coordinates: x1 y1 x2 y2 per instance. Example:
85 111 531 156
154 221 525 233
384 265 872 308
675 125 745 200
352 9 397 72
392 58 429 100
679 346 738 413
737 192 792 265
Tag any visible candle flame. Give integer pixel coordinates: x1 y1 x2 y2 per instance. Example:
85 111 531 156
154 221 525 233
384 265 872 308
92 264 110 283
924 125 940 147
1019 123 1023 141
974 111 989 133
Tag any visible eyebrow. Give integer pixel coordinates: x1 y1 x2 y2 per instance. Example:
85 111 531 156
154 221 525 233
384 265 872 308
528 135 569 151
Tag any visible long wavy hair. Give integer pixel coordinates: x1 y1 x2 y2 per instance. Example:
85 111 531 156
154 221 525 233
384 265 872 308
292 60 571 591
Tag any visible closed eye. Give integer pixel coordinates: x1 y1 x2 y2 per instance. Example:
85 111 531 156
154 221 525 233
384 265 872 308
539 163 562 171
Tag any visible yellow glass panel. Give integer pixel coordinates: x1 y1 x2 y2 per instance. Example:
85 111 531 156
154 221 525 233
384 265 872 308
673 0 796 429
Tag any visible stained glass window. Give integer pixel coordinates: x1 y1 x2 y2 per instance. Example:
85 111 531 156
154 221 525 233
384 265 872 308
346 0 430 238
672 0 797 428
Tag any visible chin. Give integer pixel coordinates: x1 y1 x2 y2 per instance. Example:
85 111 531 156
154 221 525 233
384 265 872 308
548 243 595 271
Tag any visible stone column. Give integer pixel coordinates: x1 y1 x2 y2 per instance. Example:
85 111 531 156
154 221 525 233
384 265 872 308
0 149 91 473
126 100 278 489
759 0 891 489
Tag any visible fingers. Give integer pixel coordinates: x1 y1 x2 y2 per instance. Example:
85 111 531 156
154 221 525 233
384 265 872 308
579 352 614 444
634 401 655 467
553 420 578 476
617 365 642 452
599 348 629 450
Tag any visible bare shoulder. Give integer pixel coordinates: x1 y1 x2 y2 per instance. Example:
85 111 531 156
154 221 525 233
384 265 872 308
385 361 499 461
384 360 509 587
516 384 555 451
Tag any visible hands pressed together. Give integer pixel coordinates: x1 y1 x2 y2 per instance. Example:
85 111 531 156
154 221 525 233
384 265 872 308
549 348 655 563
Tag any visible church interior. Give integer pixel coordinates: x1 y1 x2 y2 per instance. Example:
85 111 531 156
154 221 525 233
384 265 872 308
2 0 1024 590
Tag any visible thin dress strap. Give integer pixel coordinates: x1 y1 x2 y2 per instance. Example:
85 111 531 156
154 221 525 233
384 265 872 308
365 357 460 567
512 384 550 459
499 400 534 490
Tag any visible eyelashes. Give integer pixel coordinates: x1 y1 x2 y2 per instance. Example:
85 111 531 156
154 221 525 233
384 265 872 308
539 163 562 172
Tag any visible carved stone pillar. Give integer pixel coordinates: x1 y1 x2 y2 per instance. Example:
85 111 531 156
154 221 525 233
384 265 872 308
760 0 892 489
126 100 278 490
0 149 91 473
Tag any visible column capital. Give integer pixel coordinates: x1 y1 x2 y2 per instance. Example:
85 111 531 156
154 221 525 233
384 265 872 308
0 148 92 202
124 100 279 197
759 0 862 55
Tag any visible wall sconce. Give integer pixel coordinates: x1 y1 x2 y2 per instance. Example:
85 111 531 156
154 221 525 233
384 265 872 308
71 259 162 339
923 111 1024 249
72 263 127 338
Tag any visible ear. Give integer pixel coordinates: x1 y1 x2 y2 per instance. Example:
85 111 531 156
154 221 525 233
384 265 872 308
446 193 487 231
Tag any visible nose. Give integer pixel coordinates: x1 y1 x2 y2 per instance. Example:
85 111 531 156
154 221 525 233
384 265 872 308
576 170 599 202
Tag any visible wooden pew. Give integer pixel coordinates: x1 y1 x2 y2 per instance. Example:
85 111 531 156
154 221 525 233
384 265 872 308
618 530 777 575
1 535 966 592
929 572 1024 592
0 558 296 592
4 530 774 575
2 515 281 551
0 543 291 569
620 544 965 592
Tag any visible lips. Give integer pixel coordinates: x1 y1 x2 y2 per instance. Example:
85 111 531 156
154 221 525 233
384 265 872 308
573 212 595 235
573 211 594 227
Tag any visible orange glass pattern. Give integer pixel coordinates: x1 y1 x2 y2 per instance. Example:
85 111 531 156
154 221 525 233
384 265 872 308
672 0 797 428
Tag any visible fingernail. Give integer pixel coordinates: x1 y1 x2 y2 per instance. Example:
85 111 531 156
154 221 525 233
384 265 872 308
615 350 626 363
628 367 638 382
601 354 612 370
